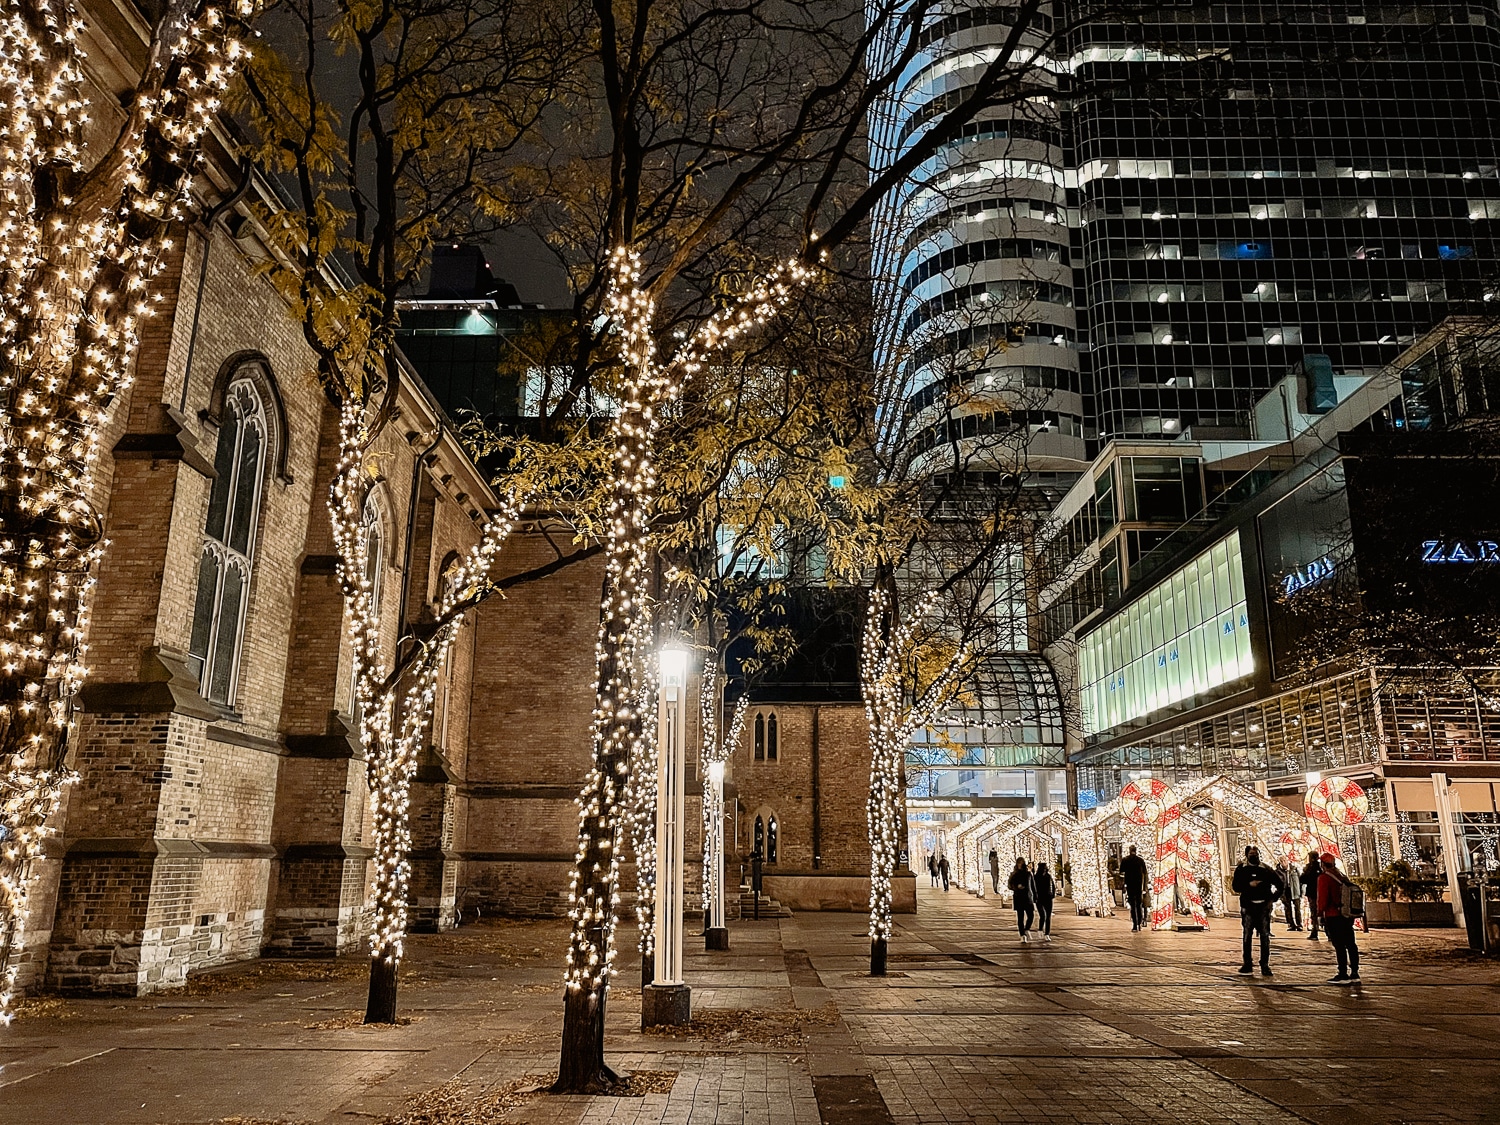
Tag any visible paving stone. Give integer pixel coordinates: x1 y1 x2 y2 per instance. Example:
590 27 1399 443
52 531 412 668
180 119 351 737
1 891 1497 1124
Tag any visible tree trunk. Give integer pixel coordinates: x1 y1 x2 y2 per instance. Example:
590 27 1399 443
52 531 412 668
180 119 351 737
365 954 399 1024
553 986 619 1093
641 948 654 989
870 936 888 977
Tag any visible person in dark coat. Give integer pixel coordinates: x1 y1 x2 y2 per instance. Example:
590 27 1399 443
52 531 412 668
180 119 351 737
1033 861 1057 942
1119 845 1149 931
988 848 1001 894
1278 859 1303 930
1317 852 1362 984
1302 851 1323 940
928 854 938 887
1007 857 1036 942
937 854 951 891
1232 844 1285 977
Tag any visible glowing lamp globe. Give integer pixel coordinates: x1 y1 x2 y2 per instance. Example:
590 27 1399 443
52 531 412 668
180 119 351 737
659 645 689 689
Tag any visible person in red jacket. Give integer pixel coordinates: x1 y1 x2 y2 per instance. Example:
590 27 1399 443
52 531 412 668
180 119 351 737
1316 852 1362 984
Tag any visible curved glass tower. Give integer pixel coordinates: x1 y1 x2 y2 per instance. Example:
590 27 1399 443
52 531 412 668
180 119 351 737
872 2 1498 457
870 2 1089 475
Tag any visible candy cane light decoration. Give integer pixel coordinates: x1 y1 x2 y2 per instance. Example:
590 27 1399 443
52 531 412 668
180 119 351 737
1120 779 1208 931
1304 775 1368 859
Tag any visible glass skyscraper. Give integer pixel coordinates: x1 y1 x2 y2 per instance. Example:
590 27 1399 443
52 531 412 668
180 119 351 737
873 2 1500 455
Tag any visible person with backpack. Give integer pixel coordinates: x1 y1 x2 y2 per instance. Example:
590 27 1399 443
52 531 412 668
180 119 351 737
1033 861 1057 942
1231 844 1285 976
1302 851 1324 941
1008 857 1036 943
1316 852 1362 984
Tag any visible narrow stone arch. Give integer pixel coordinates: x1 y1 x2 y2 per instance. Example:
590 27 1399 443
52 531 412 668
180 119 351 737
750 804 781 864
203 351 292 484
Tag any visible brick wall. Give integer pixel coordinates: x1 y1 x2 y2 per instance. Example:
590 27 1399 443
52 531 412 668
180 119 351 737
457 522 604 915
728 702 872 877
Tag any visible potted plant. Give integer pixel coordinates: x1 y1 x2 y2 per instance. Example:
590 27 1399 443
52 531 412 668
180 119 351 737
1356 860 1456 927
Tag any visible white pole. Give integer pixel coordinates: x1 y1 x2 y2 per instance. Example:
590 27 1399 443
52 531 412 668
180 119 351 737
1431 772 1468 930
706 760 726 933
655 648 689 986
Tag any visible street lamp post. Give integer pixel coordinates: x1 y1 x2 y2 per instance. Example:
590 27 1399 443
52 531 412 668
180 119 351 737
643 645 692 1027
704 759 729 950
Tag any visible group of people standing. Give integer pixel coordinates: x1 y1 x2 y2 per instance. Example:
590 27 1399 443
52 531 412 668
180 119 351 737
1233 846 1363 983
1118 843 1363 983
930 840 1365 983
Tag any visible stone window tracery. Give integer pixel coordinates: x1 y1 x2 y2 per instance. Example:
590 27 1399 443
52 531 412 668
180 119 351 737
188 376 268 705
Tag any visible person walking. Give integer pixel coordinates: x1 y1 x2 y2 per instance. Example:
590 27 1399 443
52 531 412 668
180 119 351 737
1008 857 1036 943
1302 850 1323 941
1033 861 1056 942
1232 844 1285 977
1278 858 1303 931
988 848 1001 895
1317 852 1362 984
937 854 951 892
1120 845 1149 931
928 854 939 887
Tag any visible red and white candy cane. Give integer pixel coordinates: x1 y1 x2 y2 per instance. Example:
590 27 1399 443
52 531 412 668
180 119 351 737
1121 780 1208 931
1166 829 1210 928
1277 827 1320 866
1304 775 1368 859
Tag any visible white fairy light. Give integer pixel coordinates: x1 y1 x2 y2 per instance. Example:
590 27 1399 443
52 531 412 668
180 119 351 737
862 586 969 966
0 0 261 1024
560 247 813 1016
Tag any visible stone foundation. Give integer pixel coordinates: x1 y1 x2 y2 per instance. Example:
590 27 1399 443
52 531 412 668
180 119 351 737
762 871 917 913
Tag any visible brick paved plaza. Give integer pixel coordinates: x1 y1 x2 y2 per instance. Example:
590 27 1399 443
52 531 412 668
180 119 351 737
2 886 1497 1125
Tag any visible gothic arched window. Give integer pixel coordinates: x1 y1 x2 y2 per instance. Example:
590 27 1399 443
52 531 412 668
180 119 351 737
767 713 779 761
754 713 765 760
767 816 779 863
188 376 268 705
754 816 765 855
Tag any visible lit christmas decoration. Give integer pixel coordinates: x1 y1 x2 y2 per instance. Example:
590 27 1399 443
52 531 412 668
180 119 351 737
698 656 745 922
556 248 813 1087
333 408 525 1014
1061 816 1114 916
0 0 262 1024
862 586 970 973
1304 775 1368 859
1397 810 1421 868
1119 779 1208 931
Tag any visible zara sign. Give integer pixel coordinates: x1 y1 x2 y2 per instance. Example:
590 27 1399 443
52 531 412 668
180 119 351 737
1280 555 1335 597
1420 540 1500 564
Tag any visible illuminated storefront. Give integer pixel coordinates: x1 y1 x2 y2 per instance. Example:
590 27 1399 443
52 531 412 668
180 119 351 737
1080 532 1253 734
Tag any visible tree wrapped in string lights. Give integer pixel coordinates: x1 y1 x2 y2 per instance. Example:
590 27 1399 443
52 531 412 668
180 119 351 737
555 248 814 1090
238 0 568 1023
699 655 746 944
336 457 526 1023
862 584 972 975
0 0 262 1023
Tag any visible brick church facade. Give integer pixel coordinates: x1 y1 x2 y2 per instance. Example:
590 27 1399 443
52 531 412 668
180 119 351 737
14 0 885 999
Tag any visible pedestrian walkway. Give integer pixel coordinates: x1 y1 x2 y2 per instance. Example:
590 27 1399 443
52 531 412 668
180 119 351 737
1 885 1496 1124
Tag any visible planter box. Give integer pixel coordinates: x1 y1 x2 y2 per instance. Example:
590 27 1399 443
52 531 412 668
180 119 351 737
1364 900 1456 928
